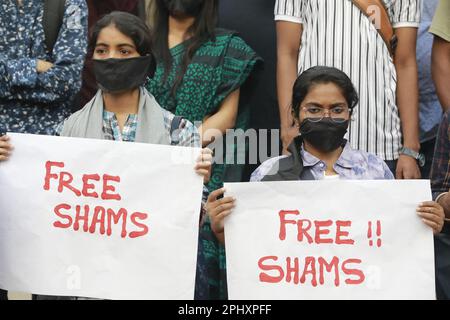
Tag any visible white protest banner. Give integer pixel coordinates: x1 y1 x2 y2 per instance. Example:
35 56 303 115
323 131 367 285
224 180 436 300
0 133 203 300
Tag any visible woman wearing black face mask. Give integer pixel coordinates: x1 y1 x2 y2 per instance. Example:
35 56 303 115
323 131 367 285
0 11 213 300
147 0 261 193
256 66 392 181
74 0 148 111
205 66 445 256
55 11 211 181
147 0 261 300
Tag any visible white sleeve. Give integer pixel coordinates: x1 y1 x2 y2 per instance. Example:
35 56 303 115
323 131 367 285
390 0 422 28
274 0 304 24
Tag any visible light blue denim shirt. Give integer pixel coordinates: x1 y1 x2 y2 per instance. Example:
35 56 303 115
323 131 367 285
251 143 394 182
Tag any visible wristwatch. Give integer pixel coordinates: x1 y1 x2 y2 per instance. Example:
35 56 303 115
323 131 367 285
399 147 426 167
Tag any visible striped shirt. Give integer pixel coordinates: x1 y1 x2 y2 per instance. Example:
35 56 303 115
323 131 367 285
275 0 422 160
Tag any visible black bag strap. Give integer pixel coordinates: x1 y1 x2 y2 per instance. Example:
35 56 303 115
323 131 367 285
170 116 184 146
43 0 66 53
262 136 307 182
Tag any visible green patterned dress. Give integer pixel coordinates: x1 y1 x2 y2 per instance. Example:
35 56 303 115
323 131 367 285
147 28 260 192
147 29 260 300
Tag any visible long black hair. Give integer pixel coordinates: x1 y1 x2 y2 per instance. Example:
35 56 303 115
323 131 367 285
89 11 153 57
292 66 359 118
153 0 219 95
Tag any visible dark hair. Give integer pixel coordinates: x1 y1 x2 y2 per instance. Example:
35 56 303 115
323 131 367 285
153 0 219 95
89 11 153 57
291 66 359 119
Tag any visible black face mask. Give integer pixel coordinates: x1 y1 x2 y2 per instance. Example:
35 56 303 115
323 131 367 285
93 55 155 93
162 0 204 16
299 118 349 153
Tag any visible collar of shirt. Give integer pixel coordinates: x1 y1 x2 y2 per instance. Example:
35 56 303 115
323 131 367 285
103 110 138 142
300 142 355 171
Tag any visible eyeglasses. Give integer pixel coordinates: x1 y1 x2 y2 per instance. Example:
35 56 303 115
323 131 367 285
301 106 350 123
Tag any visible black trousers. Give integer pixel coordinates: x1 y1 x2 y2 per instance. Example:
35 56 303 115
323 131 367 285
0 289 7 300
436 226 450 300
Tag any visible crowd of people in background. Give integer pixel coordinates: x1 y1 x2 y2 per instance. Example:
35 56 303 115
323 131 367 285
0 0 449 300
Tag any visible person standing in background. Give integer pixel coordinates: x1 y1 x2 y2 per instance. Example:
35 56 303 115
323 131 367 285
431 0 450 112
218 0 279 182
147 0 260 193
429 0 450 301
0 0 88 136
73 0 147 110
416 0 442 179
147 0 260 300
431 109 450 300
430 0 450 221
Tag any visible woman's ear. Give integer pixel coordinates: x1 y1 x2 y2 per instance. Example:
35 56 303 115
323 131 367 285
290 106 299 127
291 108 301 128
292 115 300 128
349 108 355 122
